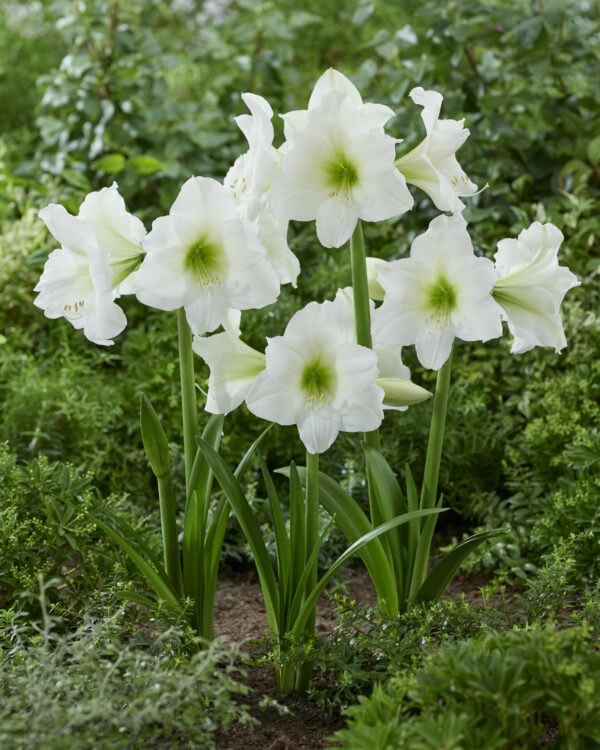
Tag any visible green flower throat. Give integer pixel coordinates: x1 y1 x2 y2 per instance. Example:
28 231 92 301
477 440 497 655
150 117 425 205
425 275 457 324
325 153 359 197
185 238 225 287
301 358 336 405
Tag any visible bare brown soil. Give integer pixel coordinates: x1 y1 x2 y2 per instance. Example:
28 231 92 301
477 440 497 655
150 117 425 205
212 565 507 750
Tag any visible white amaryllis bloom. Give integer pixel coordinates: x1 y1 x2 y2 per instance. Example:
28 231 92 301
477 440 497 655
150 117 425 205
333 287 426 412
395 87 478 213
225 93 300 286
268 88 413 248
245 299 384 454
192 310 266 415
35 204 127 346
78 182 147 293
281 68 396 138
492 222 579 354
134 176 280 336
376 213 502 370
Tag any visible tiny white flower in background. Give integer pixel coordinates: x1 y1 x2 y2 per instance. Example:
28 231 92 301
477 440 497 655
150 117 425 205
281 68 396 138
268 88 413 249
396 87 478 213
225 93 300 287
492 221 580 354
245 299 384 454
35 204 127 346
78 182 147 293
376 213 502 370
134 176 280 336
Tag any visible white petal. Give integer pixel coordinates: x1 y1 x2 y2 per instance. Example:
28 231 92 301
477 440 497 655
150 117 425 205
354 168 414 222
409 87 443 138
78 183 146 262
316 195 358 248
185 289 230 336
362 102 395 130
268 171 327 221
451 295 503 343
308 68 363 110
39 204 98 258
256 213 300 287
415 324 454 370
297 407 342 454
236 92 274 149
246 371 303 426
193 331 265 414
285 299 355 345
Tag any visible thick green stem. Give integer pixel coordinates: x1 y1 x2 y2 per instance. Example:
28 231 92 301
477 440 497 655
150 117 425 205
420 350 453 513
295 451 319 694
409 350 453 599
158 473 183 596
349 221 380 450
178 309 198 494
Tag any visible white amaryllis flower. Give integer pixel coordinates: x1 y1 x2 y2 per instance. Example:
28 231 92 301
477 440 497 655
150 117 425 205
395 87 478 213
225 93 300 286
192 310 266 415
78 182 147 293
134 176 280 336
492 221 579 354
333 287 429 412
376 213 502 370
245 299 384 454
281 68 396 138
35 204 127 346
268 88 413 248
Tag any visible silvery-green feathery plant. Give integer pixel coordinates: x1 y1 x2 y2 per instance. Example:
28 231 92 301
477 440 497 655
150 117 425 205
33 68 579 694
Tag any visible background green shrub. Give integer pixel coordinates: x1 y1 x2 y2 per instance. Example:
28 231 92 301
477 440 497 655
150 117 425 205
334 625 600 749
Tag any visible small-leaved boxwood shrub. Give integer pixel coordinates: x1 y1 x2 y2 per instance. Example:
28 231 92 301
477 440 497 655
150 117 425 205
334 625 600 749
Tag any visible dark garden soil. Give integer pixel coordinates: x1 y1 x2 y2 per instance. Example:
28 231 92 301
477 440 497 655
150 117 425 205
212 565 515 750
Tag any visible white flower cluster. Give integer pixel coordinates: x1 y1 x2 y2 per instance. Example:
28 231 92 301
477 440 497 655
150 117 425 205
34 69 579 452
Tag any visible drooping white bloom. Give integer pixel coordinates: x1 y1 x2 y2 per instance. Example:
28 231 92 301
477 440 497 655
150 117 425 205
246 299 384 454
35 204 127 346
78 182 147 293
281 68 396 138
134 176 280 336
268 88 413 248
192 310 266 415
492 221 579 354
376 213 502 370
395 87 478 213
225 93 300 286
333 287 425 411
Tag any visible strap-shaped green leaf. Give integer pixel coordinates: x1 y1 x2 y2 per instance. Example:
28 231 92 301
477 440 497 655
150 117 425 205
363 443 408 594
140 393 171 478
291 508 445 637
94 517 182 614
414 528 507 603
196 437 280 636
277 465 399 614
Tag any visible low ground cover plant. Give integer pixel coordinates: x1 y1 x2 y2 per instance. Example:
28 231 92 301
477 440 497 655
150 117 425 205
334 624 600 749
0 614 257 750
